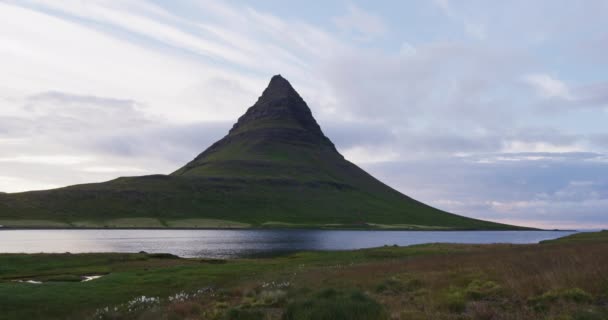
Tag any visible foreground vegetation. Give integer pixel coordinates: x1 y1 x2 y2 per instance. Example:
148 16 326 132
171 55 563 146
1 231 607 319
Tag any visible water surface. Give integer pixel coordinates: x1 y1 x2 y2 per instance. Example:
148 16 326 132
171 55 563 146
0 229 577 259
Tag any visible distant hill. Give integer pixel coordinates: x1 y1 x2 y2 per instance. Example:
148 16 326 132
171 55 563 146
0 75 529 230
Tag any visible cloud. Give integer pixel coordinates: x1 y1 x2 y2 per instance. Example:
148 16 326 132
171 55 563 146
332 5 388 41
591 134 608 149
432 0 486 40
81 166 148 174
523 73 573 100
0 155 92 165
89 121 230 163
0 175 60 193
23 91 150 128
323 120 396 149
322 42 529 128
501 141 582 153
362 151 608 228
0 1 269 122
523 78 608 111
0 91 152 146
327 120 590 164
342 146 400 164
0 88 231 191
472 151 601 163
0 90 232 163
27 91 139 109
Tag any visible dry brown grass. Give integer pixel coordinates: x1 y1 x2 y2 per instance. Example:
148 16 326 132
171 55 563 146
155 241 608 319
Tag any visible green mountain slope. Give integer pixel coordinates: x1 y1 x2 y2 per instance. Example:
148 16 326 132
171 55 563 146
0 75 527 229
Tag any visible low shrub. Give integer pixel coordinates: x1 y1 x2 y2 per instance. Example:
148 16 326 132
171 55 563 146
259 289 287 306
147 253 179 259
166 301 201 319
441 279 502 314
443 289 467 313
466 301 500 320
399 310 427 320
223 308 264 320
465 280 502 300
284 288 388 320
376 276 423 295
529 288 593 312
43 274 83 282
572 308 608 320
561 288 593 303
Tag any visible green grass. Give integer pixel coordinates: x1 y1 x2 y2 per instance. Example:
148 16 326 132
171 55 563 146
0 220 71 227
1 231 607 319
0 246 452 319
284 289 388 320
165 218 252 228
540 230 608 244
72 218 166 228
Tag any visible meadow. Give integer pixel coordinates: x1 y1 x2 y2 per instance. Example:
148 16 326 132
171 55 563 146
0 231 606 319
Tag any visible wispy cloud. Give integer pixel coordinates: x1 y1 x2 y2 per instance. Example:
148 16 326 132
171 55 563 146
332 5 388 41
432 0 486 40
523 73 573 100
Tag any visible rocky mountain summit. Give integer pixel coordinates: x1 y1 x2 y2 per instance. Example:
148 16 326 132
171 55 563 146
172 75 337 177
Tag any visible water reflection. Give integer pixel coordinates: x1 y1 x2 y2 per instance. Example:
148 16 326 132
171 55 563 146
0 229 578 259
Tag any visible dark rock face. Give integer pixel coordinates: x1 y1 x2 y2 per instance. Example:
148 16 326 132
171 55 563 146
229 75 331 143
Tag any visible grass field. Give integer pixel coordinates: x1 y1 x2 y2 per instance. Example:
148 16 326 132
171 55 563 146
0 231 606 319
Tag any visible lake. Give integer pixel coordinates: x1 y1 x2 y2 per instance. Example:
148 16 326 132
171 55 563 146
0 229 578 259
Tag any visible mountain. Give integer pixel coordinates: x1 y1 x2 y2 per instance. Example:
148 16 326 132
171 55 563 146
0 75 526 229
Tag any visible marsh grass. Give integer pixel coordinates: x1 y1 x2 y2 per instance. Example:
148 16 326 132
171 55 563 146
156 239 607 319
284 289 388 320
2 232 608 319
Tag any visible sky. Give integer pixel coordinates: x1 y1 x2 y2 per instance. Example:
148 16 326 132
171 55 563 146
0 0 607 229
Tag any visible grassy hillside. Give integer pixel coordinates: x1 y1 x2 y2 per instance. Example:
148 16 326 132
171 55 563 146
0 174 514 229
0 75 526 230
0 231 606 319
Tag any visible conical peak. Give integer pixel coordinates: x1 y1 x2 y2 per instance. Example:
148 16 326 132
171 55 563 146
257 74 300 104
228 75 326 137
172 74 340 176
268 74 291 90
